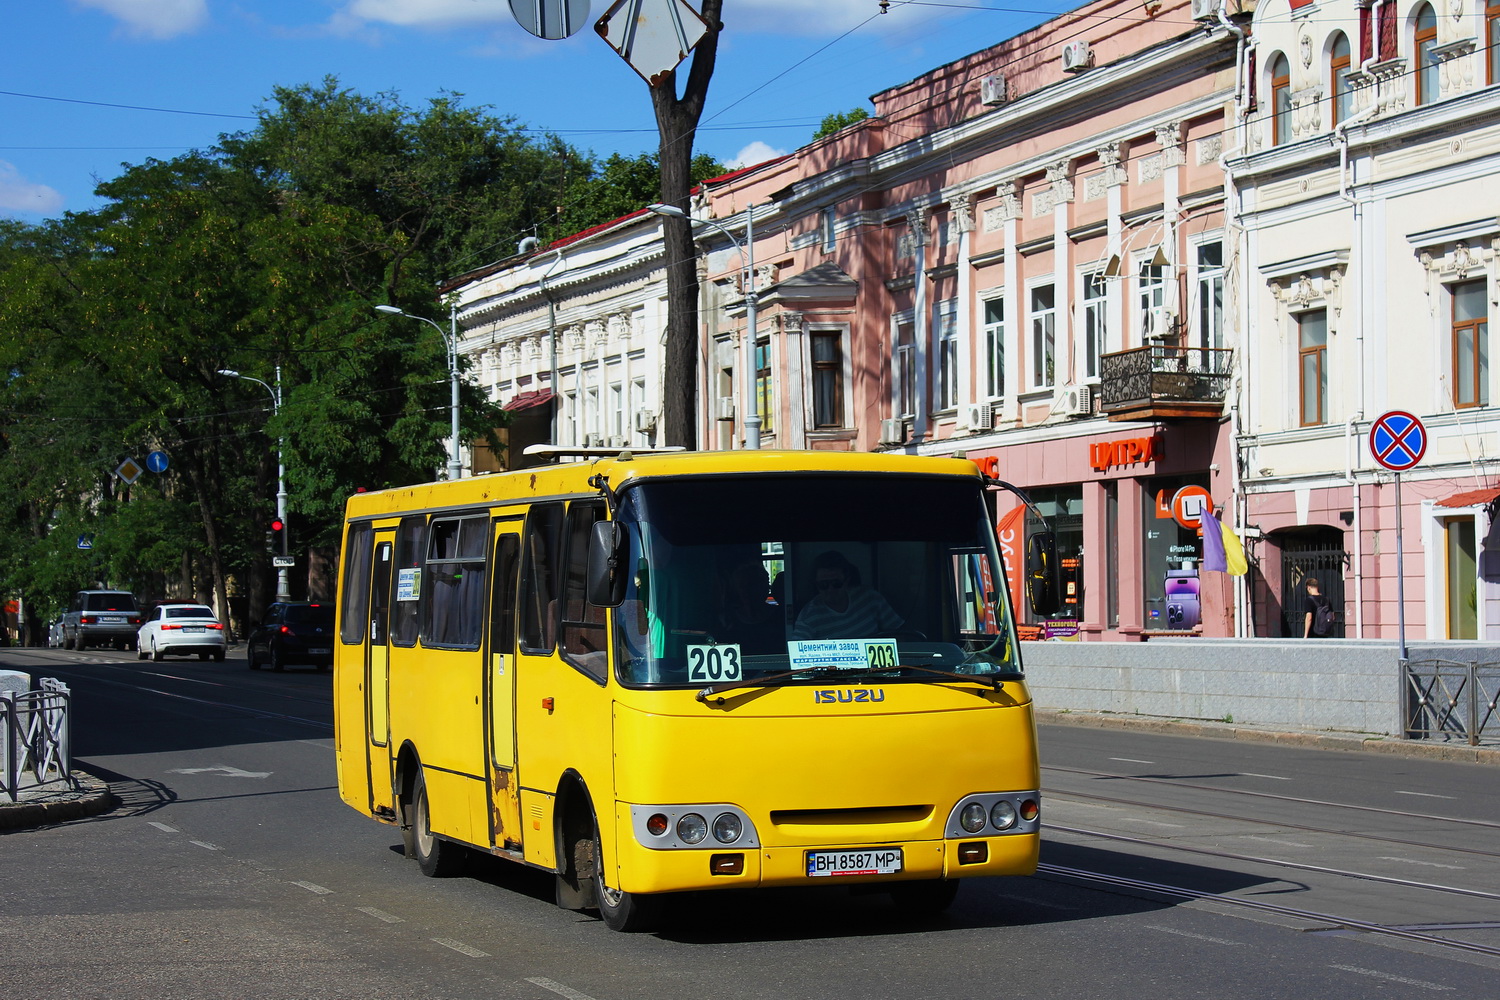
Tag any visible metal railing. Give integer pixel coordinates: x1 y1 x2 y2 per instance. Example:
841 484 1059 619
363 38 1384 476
1 678 72 802
1403 658 1500 746
1099 344 1233 411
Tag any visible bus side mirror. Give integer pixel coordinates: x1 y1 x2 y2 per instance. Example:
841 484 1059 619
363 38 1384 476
1026 531 1060 617
586 520 628 608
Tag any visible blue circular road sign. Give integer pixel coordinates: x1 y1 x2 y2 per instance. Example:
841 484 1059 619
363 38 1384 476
146 450 169 473
1369 410 1427 472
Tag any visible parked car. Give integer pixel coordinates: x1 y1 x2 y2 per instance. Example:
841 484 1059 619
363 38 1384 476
247 601 335 671
61 590 142 651
137 603 227 662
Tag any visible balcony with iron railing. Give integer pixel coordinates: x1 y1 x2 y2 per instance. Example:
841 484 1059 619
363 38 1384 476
1099 344 1233 420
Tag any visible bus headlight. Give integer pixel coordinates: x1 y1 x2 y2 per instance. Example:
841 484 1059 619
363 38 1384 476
990 800 1017 830
676 813 708 844
960 802 987 833
712 812 743 844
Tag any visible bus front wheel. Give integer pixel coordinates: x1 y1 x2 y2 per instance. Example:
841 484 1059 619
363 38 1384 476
407 769 465 878
592 830 662 933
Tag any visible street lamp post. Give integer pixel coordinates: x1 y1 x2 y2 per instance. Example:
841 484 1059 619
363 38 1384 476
648 202 760 449
375 303 463 480
218 367 290 603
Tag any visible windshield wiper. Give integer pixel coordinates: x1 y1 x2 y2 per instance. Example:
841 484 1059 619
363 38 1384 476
696 663 1008 702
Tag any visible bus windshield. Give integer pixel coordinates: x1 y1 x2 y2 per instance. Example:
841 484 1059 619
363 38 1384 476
612 474 1018 688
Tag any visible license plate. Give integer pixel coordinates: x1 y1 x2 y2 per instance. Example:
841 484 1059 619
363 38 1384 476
103 616 123 624
805 848 903 877
183 626 204 633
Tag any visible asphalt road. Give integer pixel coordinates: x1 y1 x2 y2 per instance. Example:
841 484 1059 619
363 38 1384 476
3 645 1497 999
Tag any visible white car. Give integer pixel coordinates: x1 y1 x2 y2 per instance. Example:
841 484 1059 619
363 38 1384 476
137 604 227 662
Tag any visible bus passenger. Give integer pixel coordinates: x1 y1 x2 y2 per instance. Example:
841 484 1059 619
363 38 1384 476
717 559 785 653
792 550 904 641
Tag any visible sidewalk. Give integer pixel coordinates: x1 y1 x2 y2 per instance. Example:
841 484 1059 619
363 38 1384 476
1036 708 1500 766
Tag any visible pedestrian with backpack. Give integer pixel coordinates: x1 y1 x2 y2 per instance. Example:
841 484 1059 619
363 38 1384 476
1302 577 1335 637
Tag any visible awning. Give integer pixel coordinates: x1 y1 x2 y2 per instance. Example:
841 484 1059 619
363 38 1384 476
501 389 555 413
1434 486 1500 509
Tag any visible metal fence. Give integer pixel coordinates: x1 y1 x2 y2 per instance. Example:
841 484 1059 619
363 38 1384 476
1 678 72 802
1403 658 1500 746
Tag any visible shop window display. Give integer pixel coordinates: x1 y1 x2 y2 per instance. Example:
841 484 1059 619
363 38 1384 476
1143 475 1211 631
1025 486 1083 636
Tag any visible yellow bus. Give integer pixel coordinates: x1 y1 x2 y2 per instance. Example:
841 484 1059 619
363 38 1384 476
333 449 1052 931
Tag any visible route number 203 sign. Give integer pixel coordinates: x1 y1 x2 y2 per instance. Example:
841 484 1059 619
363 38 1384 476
686 644 744 683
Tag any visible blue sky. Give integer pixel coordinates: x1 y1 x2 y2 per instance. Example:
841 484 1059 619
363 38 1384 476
2 0 1065 224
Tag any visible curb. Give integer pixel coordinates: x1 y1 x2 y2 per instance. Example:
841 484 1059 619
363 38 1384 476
1036 709 1500 766
0 770 118 832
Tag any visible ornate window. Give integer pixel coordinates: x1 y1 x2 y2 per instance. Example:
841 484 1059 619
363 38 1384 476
1298 309 1329 426
1270 53 1292 145
982 297 1006 401
1452 280 1490 408
810 329 845 428
1081 271 1107 380
1029 284 1056 389
1489 0 1500 86
1330 33 1353 127
1414 4 1438 106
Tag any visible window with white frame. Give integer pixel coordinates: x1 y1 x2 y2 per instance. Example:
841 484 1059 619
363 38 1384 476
935 299 959 411
1329 33 1353 127
1452 279 1489 409
982 297 1005 400
1270 52 1292 146
631 376 650 445
1080 271 1107 380
810 328 845 428
1415 4 1439 106
755 337 775 435
1138 258 1168 341
1194 241 1225 351
608 381 625 443
819 208 836 254
1489 0 1500 86
1298 309 1328 426
895 318 916 417
1030 284 1056 389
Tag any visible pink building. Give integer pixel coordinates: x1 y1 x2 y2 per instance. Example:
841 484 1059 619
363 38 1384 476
689 0 1246 639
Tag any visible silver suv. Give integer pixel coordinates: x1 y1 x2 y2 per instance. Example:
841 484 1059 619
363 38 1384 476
62 590 142 651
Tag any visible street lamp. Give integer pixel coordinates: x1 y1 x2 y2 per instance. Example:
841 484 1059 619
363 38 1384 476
218 367 290 603
649 202 761 450
374 303 463 480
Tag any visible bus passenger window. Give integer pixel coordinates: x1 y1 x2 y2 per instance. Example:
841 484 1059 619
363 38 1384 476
560 502 607 679
391 515 426 647
424 516 487 648
339 522 372 645
519 503 564 653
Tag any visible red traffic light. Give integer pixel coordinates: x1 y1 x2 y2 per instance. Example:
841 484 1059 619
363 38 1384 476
271 518 285 532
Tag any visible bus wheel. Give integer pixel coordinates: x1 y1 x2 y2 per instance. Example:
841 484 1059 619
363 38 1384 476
889 878 961 916
592 829 662 932
409 770 465 878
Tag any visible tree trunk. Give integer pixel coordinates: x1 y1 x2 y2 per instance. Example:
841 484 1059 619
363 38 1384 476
649 0 722 450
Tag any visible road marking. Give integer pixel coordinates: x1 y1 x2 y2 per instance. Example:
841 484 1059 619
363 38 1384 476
148 822 178 833
1329 965 1452 991
190 841 221 851
291 881 332 895
167 765 272 779
355 906 404 924
1394 790 1456 800
527 977 601 1000
432 938 489 958
1377 856 1464 870
1146 924 1242 946
1108 757 1154 764
1123 818 1184 829
1238 772 1291 781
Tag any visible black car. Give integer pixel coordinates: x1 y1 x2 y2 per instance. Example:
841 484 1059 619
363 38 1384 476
247 601 335 671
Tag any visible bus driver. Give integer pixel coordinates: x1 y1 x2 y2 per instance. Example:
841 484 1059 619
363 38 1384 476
792 550 904 641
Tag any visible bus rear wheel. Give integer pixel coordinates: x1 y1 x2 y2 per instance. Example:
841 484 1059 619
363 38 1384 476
408 770 465 878
592 829 662 932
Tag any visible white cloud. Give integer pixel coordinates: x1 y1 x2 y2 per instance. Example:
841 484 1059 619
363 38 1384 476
72 0 209 39
0 162 66 218
338 0 515 28
725 141 787 170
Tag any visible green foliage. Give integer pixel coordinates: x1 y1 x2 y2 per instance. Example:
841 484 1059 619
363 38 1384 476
0 79 691 631
813 107 870 141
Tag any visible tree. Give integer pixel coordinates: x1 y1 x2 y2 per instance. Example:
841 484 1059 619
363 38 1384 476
814 107 870 140
649 0 725 450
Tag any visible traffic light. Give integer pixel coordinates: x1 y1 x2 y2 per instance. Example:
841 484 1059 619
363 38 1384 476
270 517 287 556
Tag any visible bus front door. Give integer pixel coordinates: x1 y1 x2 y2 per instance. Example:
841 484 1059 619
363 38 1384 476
487 519 523 850
366 534 395 814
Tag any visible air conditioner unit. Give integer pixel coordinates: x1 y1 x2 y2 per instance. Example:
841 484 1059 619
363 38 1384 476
1144 305 1177 340
715 396 736 421
1190 0 1220 20
1060 385 1094 417
583 433 603 447
878 418 906 446
979 74 1008 107
959 402 989 431
1061 41 1094 73
634 409 657 432
607 435 626 449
